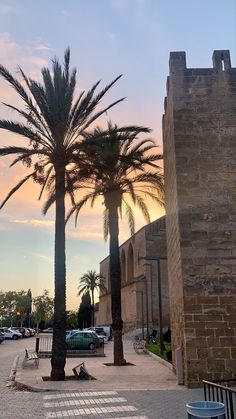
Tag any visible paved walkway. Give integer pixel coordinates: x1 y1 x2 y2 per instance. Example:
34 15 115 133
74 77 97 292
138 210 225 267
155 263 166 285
13 335 203 418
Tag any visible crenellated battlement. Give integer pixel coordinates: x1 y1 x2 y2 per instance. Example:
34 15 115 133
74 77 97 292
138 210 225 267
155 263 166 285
169 49 234 73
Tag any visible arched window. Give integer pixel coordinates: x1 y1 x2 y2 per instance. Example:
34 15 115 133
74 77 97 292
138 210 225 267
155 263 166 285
120 249 126 284
127 243 134 282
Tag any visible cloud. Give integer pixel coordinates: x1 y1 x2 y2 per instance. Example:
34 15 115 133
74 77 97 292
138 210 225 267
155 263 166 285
12 218 54 228
35 43 51 51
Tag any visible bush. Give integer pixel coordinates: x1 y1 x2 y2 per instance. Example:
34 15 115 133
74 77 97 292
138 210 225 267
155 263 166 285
146 341 172 362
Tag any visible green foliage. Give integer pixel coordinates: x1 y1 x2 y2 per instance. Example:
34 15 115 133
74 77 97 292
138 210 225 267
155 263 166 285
78 270 106 326
66 121 164 238
66 311 78 329
77 291 92 329
145 342 172 362
33 289 54 328
0 290 33 326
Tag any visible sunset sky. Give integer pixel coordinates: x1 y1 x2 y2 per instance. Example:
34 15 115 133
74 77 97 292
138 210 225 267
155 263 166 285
0 0 235 310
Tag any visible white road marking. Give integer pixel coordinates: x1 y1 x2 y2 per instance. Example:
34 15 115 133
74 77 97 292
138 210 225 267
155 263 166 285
45 405 138 417
44 396 126 408
43 391 117 400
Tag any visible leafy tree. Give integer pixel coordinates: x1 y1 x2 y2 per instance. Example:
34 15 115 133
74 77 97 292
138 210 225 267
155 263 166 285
33 290 54 332
0 50 123 379
1 291 18 326
66 311 78 329
15 290 32 326
78 270 106 326
77 292 92 329
67 122 164 365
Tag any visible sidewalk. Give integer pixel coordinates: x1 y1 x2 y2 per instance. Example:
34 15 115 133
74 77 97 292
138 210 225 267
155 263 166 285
15 336 191 392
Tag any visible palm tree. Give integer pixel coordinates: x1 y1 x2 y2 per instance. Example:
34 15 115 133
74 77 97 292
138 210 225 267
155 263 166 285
78 270 107 326
67 122 164 365
0 50 124 379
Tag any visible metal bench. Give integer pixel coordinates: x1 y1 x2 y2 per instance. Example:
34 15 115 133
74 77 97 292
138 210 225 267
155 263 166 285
23 348 39 368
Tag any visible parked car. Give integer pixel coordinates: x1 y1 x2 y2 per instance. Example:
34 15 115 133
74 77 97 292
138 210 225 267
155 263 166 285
85 327 108 344
11 327 30 338
0 330 5 344
66 331 100 350
0 327 22 340
42 328 53 333
27 328 36 336
87 326 112 341
66 330 79 339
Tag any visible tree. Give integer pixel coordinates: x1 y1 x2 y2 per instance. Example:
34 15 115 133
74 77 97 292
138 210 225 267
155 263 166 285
0 50 123 379
15 290 32 326
66 311 78 330
67 122 164 365
33 290 54 333
77 292 92 329
78 270 106 326
1 291 18 326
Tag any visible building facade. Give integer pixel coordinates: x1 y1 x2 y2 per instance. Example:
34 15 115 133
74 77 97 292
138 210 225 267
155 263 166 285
96 217 170 333
163 50 236 386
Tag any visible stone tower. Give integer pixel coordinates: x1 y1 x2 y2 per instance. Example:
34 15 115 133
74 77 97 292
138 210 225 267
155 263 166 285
163 50 236 387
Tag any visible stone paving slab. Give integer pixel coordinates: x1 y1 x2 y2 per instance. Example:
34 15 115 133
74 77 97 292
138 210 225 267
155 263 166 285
15 339 183 392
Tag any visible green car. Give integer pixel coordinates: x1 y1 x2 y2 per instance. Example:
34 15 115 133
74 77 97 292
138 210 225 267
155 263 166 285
66 331 100 350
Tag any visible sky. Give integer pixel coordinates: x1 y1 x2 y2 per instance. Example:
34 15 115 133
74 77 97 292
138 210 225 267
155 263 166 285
0 0 235 310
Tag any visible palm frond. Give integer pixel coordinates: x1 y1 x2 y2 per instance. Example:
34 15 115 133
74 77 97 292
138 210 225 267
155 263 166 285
122 199 135 236
0 171 36 209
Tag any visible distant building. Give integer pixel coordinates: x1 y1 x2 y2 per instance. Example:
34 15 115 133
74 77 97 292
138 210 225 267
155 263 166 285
96 217 170 332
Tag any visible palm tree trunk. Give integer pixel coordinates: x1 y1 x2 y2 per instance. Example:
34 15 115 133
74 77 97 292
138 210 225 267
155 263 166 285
91 290 95 326
51 165 66 380
107 196 126 365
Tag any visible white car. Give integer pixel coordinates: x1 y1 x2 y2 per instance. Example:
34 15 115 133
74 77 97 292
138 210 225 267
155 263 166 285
84 327 109 344
0 328 22 340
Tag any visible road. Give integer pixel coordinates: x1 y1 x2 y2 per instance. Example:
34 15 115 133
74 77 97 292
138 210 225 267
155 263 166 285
0 336 202 418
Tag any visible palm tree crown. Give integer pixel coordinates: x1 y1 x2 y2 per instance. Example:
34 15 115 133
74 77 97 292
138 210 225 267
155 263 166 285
67 121 164 233
67 122 164 365
0 50 123 379
78 270 107 326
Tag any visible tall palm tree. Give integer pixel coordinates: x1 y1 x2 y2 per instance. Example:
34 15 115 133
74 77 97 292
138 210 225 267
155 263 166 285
0 50 124 379
67 122 164 365
78 270 107 326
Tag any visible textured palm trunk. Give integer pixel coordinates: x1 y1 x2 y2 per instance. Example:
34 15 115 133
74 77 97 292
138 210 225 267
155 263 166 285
106 193 126 365
51 165 66 380
91 290 95 326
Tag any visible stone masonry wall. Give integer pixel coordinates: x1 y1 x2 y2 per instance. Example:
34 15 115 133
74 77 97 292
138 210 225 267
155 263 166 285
98 218 170 332
163 50 236 387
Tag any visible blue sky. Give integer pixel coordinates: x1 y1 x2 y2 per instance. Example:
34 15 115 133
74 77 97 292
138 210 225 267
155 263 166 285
0 0 235 309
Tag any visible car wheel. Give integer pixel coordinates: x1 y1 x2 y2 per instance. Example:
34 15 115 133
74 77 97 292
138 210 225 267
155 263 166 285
89 342 95 350
12 335 18 340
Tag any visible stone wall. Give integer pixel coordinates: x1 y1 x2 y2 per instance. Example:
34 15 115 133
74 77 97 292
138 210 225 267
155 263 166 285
163 50 236 386
97 217 170 332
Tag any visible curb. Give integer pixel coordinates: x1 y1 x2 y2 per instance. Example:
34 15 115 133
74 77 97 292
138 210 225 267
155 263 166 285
6 354 19 387
146 349 173 371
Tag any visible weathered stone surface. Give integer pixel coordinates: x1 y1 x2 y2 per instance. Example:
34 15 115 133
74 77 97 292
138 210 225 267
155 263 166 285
163 50 236 387
97 217 170 332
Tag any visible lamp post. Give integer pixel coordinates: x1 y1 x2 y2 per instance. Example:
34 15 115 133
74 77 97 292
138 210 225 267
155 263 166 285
133 289 144 340
138 255 167 355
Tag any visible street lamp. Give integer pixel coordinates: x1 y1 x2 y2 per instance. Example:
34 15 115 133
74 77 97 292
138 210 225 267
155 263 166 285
132 289 144 340
138 255 167 355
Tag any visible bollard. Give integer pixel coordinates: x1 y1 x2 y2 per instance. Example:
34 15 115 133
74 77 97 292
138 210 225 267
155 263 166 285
186 401 225 418
35 336 40 354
